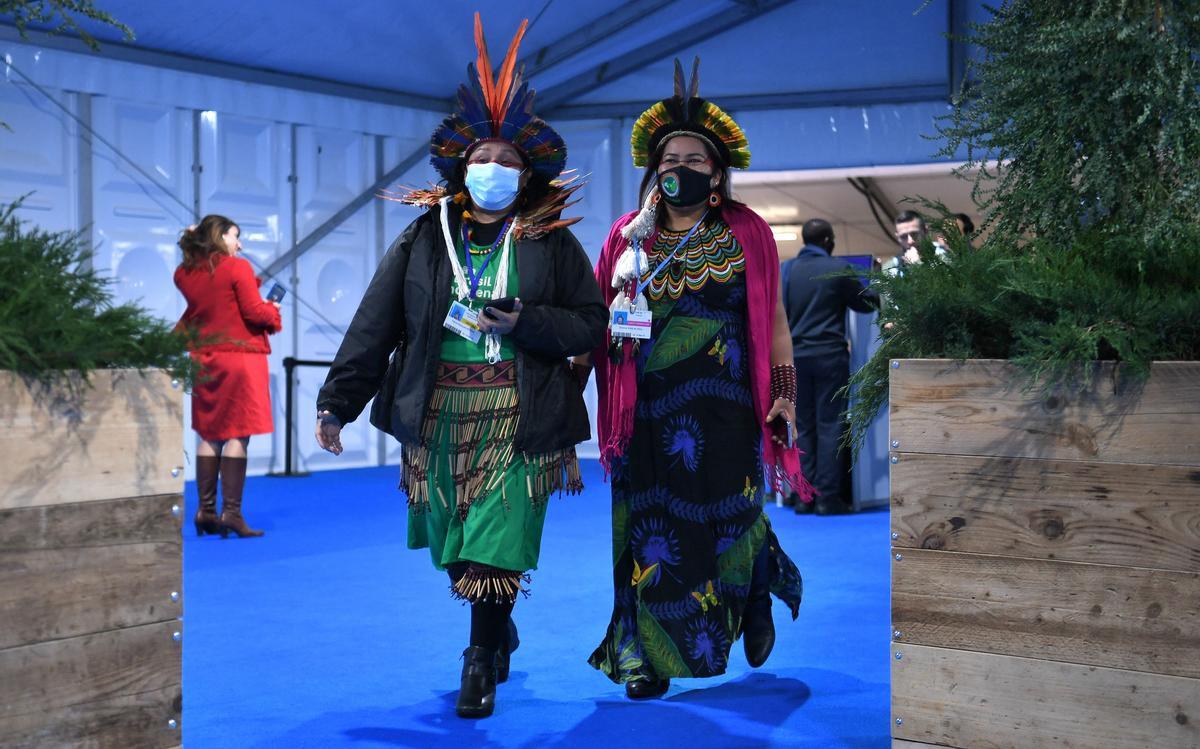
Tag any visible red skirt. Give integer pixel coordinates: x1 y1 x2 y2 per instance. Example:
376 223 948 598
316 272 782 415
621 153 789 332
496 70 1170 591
191 351 274 441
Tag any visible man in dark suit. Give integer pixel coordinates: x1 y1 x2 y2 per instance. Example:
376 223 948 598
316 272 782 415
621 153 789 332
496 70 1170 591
782 219 880 514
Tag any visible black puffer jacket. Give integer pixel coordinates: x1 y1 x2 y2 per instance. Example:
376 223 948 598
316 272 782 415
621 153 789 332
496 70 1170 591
316 203 607 453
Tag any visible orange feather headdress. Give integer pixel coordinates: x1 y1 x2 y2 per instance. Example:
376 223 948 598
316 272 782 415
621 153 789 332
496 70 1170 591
429 13 567 182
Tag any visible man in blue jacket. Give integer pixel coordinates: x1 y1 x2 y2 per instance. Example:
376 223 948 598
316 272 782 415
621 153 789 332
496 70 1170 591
783 219 880 514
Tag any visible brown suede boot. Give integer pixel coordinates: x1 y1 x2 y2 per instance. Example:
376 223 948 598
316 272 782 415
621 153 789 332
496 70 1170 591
194 455 222 536
218 455 264 538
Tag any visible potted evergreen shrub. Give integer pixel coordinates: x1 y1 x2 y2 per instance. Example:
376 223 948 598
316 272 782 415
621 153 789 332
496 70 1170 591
860 3 1200 748
0 202 191 746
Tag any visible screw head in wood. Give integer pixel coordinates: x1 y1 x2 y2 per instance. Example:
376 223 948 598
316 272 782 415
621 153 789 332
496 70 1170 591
891 532 899 540
171 379 180 389
896 718 903 726
894 553 903 561
890 455 899 464
891 360 900 369
170 466 182 478
895 651 903 660
171 504 181 517
894 630 902 639
172 631 182 643
168 719 178 730
170 591 180 603
891 440 899 449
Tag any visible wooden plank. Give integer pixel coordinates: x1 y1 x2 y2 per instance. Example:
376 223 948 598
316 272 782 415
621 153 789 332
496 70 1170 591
0 495 182 651
892 548 1200 678
0 620 181 748
891 453 1200 572
889 360 1200 465
0 369 184 509
894 741 959 749
892 643 1200 749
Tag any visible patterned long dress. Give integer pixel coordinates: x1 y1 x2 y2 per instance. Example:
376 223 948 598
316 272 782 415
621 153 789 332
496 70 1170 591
590 219 803 683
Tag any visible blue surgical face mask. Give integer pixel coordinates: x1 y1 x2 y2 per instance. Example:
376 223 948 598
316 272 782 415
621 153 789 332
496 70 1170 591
465 162 523 211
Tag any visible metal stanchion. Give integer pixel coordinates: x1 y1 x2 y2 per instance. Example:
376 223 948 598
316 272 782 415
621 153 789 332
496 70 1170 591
267 357 332 477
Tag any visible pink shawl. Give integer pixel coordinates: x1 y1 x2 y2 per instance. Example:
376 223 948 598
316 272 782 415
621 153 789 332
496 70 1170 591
593 202 812 499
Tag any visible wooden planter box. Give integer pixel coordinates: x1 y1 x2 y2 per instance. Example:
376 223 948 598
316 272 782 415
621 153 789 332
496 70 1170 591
888 360 1200 749
0 369 183 748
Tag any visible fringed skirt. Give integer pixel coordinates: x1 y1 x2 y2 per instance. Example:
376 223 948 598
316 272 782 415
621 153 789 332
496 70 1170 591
401 360 582 603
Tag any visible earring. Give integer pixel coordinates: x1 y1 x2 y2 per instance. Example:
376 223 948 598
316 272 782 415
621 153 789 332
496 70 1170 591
651 192 661 205
708 191 722 207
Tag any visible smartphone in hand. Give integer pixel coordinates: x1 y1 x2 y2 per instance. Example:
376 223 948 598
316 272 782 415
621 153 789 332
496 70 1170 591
266 283 287 303
771 414 793 448
482 296 517 318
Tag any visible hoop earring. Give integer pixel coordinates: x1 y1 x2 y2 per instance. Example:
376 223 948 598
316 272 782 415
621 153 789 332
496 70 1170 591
651 192 661 205
708 191 722 208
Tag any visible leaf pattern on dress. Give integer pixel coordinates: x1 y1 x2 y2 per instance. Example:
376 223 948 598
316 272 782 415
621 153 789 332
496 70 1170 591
716 512 768 586
637 602 695 678
643 316 723 373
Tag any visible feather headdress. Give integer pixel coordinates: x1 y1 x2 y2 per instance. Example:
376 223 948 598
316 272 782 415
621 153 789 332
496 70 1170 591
429 13 567 182
630 57 750 170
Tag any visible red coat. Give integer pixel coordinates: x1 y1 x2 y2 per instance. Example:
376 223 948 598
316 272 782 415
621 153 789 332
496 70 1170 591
174 254 283 441
174 254 282 352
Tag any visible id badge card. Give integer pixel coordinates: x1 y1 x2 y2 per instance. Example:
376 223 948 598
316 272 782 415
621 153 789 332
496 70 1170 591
610 308 652 340
444 300 483 343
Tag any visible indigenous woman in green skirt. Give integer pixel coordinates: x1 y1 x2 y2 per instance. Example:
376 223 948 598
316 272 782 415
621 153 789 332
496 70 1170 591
314 14 606 719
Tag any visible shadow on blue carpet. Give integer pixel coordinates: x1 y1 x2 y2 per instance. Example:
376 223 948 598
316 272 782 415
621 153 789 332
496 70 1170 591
182 461 890 748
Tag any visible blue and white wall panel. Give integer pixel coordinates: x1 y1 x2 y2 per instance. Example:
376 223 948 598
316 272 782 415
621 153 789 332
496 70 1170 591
0 81 78 233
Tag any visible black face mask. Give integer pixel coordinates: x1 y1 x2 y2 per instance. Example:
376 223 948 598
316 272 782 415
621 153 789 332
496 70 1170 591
658 166 714 207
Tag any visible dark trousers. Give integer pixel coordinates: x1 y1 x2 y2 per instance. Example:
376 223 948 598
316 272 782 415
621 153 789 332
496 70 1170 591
794 352 851 507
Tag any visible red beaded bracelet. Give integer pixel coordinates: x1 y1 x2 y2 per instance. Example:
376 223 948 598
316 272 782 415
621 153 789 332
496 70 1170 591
770 364 797 405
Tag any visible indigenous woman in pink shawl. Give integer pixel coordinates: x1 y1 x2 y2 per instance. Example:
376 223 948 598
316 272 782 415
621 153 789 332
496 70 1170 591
583 59 812 699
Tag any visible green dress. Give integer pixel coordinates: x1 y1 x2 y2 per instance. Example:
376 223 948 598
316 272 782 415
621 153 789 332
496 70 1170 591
401 233 581 603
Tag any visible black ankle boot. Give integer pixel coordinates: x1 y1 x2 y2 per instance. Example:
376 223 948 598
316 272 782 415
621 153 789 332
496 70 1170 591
742 543 776 668
496 617 520 684
625 676 670 700
456 646 498 718
742 594 775 667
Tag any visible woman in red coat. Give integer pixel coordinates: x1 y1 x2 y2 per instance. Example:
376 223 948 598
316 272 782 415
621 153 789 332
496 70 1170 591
175 214 282 538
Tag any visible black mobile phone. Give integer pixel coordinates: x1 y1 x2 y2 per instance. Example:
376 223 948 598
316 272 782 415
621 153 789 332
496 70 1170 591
772 414 793 448
482 296 517 316
266 283 286 303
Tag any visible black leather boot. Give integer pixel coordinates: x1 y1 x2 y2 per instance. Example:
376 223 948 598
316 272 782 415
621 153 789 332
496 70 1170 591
742 544 776 668
496 617 519 684
455 646 498 718
625 676 670 700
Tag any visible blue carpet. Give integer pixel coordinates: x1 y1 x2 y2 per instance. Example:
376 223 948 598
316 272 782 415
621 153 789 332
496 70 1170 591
183 461 890 748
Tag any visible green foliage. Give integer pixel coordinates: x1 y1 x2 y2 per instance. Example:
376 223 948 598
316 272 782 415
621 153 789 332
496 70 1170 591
1 0 134 50
937 1 1200 248
0 199 197 387
848 0 1200 445
847 224 1200 446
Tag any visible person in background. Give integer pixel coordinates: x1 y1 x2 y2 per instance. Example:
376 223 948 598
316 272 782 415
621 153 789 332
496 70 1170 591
782 219 880 515
882 210 930 275
935 212 976 251
175 214 282 539
586 58 810 700
313 15 606 720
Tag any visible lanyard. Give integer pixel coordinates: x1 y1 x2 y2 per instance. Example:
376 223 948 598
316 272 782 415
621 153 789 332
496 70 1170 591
633 212 707 298
462 218 512 300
